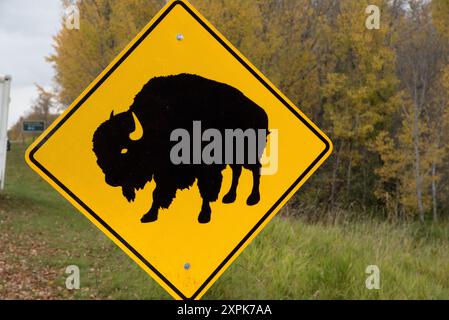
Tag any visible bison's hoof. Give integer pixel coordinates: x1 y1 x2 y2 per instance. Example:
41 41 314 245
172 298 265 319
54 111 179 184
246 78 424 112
198 209 211 224
222 192 237 204
246 192 260 206
141 212 158 223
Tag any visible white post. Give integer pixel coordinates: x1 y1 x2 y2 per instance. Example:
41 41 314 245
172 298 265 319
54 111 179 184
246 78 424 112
0 74 12 191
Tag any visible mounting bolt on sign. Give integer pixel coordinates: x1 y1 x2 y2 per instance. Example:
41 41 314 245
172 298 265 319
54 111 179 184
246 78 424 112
25 0 332 300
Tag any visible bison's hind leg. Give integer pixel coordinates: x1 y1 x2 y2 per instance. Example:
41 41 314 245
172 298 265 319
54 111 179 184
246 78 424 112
197 169 223 223
222 165 242 204
245 164 261 206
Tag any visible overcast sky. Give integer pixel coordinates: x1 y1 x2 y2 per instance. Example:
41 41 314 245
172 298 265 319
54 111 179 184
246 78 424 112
0 0 62 128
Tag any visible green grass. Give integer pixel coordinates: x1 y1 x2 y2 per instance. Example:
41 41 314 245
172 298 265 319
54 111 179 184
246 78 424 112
0 142 448 299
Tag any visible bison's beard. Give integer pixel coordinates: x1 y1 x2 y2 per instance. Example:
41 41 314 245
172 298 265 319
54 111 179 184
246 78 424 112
122 186 135 202
120 174 153 203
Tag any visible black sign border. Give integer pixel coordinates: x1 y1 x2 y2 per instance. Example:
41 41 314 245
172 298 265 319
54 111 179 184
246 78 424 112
28 0 331 300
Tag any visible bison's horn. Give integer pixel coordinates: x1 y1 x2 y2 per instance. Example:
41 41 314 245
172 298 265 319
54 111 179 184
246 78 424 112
110 111 114 119
129 112 143 141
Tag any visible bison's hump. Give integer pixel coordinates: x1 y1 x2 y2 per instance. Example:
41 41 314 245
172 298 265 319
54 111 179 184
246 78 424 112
130 73 269 131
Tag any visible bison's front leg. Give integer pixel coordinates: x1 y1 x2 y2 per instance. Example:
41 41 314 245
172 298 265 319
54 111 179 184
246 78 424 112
140 181 176 223
198 200 212 224
140 202 159 223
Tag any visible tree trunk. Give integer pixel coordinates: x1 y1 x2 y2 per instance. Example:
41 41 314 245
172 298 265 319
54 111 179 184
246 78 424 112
413 86 425 223
413 137 425 223
431 161 438 222
346 155 352 199
395 186 399 220
362 160 367 212
330 141 343 212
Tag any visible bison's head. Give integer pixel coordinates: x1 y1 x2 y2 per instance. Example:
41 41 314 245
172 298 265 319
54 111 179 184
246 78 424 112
92 110 146 188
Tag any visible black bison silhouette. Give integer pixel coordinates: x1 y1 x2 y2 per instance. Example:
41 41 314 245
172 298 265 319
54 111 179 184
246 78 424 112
93 73 268 223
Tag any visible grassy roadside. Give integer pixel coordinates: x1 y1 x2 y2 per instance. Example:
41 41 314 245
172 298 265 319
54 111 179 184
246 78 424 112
0 142 448 299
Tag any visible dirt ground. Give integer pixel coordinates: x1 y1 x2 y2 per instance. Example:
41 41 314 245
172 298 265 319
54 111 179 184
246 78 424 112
0 213 63 299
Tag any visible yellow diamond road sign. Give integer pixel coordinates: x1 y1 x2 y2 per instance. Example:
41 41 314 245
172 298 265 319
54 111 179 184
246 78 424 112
26 0 332 299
